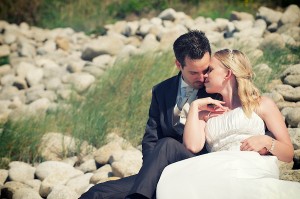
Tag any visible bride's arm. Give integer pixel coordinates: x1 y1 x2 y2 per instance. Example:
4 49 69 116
183 101 207 153
183 97 226 153
260 97 293 162
255 96 293 162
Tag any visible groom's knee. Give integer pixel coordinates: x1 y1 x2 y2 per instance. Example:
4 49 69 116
80 175 136 199
79 184 104 199
158 137 195 162
156 137 181 149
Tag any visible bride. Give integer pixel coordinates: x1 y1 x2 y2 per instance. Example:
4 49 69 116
156 49 300 199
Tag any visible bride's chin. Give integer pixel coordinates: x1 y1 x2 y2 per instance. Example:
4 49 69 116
205 87 214 93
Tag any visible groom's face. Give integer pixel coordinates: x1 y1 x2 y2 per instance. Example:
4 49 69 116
176 52 210 89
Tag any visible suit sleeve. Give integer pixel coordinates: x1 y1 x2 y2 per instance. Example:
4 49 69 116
141 87 163 161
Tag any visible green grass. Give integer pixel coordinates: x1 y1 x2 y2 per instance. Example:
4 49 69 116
0 0 299 168
79 52 177 144
1 44 298 168
0 0 295 34
0 52 177 168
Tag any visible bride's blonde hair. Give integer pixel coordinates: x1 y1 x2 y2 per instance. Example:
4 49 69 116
214 49 261 117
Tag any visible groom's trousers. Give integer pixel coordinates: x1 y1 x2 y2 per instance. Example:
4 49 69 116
79 137 196 199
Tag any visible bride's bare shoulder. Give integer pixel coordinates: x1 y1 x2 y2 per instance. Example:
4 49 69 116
256 96 279 117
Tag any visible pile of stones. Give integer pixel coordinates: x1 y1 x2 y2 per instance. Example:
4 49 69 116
0 4 299 199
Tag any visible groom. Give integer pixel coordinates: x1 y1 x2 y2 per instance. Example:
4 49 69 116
79 30 216 199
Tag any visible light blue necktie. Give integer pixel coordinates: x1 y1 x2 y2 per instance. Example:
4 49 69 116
177 86 193 110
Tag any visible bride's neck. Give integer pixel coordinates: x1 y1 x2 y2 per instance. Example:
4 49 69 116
220 85 241 110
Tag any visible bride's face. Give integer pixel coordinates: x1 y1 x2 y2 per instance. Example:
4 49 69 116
204 56 229 93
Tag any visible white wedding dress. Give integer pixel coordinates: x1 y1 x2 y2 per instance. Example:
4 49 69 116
157 107 300 199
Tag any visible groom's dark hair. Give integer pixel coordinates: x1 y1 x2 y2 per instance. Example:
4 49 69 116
173 30 211 67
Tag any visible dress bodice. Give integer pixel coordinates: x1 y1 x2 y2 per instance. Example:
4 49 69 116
205 107 265 152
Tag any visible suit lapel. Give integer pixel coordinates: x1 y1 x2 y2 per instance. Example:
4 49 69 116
166 73 180 130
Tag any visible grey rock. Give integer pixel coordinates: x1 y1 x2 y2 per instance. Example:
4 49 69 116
259 33 285 49
263 91 284 103
35 161 83 181
275 84 300 102
94 142 122 165
277 25 300 41
66 60 85 73
77 159 97 173
110 149 142 178
267 22 278 32
284 75 300 87
90 164 113 184
25 68 44 87
81 35 124 60
294 149 300 169
281 107 293 119
279 4 300 26
37 40 56 55
257 6 282 24
82 66 105 77
44 77 62 91
15 62 36 78
281 64 300 80
0 64 12 76
254 63 272 76
23 179 41 192
38 132 95 161
0 86 25 102
92 54 114 69
280 170 300 183
158 8 177 21
66 173 93 195
230 11 254 21
13 188 42 199
4 29 17 44
27 98 51 115
0 169 8 186
8 161 35 183
288 128 300 150
46 185 79 199
0 44 10 57
139 34 160 53
62 73 95 93
18 41 36 58
1 181 31 199
286 108 300 127
13 76 28 90
39 169 83 197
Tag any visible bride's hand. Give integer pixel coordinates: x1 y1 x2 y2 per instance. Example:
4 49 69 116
191 97 228 121
191 97 228 112
240 135 270 152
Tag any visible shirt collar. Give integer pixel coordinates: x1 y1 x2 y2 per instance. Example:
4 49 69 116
180 75 189 89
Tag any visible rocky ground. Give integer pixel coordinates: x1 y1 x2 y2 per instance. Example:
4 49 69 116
0 4 299 199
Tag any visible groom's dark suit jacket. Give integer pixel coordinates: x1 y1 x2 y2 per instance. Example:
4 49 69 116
79 73 217 199
142 73 216 161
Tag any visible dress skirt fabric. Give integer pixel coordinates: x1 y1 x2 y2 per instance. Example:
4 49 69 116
157 151 300 199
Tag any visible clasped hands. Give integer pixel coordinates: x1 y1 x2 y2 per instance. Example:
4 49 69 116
190 97 228 121
240 135 270 155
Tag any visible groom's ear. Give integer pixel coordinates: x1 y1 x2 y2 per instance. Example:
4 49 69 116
175 60 182 70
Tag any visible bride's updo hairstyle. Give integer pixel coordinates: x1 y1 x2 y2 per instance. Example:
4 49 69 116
214 49 260 117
